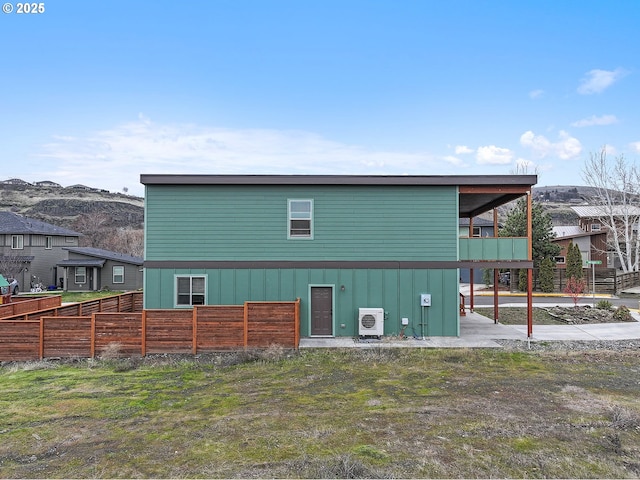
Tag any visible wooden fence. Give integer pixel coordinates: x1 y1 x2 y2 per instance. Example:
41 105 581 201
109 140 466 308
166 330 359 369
0 299 300 362
0 291 144 321
504 268 640 294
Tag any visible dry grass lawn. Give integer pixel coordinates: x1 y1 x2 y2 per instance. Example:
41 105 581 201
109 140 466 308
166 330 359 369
1 347 639 478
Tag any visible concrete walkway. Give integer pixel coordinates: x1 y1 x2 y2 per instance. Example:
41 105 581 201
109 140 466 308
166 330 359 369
299 310 640 349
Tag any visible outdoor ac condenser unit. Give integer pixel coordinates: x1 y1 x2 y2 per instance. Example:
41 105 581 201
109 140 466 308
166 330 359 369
358 308 384 337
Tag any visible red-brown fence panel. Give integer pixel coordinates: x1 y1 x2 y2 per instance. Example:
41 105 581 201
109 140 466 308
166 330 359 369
93 313 143 357
0 321 40 361
195 306 245 352
42 317 92 358
144 310 193 354
246 302 298 348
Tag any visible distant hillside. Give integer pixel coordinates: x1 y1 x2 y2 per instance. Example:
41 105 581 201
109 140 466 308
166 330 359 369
0 180 144 230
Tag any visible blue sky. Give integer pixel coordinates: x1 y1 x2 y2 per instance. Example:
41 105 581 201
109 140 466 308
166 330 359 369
1 0 638 197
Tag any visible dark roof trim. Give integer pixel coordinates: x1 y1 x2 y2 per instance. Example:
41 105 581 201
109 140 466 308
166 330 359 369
144 260 534 269
140 174 537 187
58 259 106 267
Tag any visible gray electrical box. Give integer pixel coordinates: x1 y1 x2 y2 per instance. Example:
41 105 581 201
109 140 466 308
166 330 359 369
420 294 431 307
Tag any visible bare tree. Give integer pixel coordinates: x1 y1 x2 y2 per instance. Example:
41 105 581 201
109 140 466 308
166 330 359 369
582 148 640 272
0 253 28 281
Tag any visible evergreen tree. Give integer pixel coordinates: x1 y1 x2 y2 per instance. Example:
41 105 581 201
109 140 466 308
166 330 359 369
500 197 561 268
539 257 555 293
565 241 584 280
482 268 493 287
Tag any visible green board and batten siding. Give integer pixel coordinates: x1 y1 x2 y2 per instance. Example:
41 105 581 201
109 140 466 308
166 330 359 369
144 185 457 261
144 184 461 336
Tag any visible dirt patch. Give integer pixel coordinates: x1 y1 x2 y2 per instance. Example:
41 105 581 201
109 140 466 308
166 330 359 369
475 306 636 325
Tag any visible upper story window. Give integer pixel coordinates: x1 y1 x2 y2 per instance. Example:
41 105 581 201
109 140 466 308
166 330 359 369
45 236 53 249
555 256 566 264
175 275 206 307
113 266 125 284
590 223 601 232
11 235 23 249
288 199 313 239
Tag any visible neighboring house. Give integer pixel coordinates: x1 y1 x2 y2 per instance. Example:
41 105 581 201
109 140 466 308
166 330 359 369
57 247 143 291
459 217 497 283
34 180 62 188
570 205 640 269
0 211 81 290
141 174 535 338
551 226 608 268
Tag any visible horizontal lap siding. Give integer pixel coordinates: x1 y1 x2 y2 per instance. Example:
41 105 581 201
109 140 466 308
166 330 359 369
144 310 193 354
0 321 40 361
145 185 457 262
42 317 92 358
246 303 297 348
196 306 245 351
94 313 143 357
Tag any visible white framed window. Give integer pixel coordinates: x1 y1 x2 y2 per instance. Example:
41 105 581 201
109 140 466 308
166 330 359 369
75 267 86 284
554 256 566 264
590 223 601 232
65 236 75 243
288 199 313 239
113 266 125 284
175 275 206 307
11 235 24 249
45 236 53 249
472 226 481 238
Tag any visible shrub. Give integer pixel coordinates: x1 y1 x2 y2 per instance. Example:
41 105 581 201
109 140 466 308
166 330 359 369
613 305 633 322
596 300 613 311
539 257 555 293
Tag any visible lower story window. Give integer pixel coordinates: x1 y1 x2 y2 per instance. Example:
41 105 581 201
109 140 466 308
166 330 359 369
113 266 125 284
176 275 206 306
75 267 86 284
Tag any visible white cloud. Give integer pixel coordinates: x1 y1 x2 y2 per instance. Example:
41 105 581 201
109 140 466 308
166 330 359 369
529 89 544 99
577 68 626 95
33 117 449 196
476 145 514 165
630 142 640 153
443 155 464 166
520 130 582 159
454 145 474 154
571 114 618 127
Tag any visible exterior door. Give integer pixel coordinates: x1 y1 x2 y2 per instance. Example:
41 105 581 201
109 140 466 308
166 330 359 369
310 286 333 336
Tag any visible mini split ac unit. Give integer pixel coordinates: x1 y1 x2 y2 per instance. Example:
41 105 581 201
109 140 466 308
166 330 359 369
358 308 384 337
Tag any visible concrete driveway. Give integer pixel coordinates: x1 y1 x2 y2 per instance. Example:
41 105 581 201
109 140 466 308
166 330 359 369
299 310 640 349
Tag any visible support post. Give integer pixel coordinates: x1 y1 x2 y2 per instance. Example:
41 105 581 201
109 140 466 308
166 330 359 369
493 208 499 323
527 191 533 338
469 217 474 312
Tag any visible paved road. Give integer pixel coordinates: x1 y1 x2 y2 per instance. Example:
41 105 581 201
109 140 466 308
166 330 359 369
470 292 640 309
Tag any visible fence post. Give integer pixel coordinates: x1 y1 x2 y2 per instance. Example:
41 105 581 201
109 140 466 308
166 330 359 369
90 313 96 358
192 307 198 355
141 310 146 357
243 302 249 349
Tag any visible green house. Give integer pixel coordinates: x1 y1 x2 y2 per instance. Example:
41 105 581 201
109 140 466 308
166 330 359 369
141 175 535 338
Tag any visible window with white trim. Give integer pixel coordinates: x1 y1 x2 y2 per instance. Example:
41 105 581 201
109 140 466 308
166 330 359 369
11 235 23 249
175 275 206 306
75 266 86 284
288 199 313 238
113 266 125 284
472 227 481 237
554 256 566 264
45 236 53 249
590 223 601 232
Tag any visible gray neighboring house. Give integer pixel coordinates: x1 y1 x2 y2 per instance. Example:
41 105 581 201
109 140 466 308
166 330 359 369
0 211 81 291
58 247 143 292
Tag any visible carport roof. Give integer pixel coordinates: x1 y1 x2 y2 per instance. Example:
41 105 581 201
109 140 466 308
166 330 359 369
140 174 536 218
58 259 106 267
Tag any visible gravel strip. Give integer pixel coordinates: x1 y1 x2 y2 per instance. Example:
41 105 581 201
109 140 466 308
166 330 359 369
496 339 640 351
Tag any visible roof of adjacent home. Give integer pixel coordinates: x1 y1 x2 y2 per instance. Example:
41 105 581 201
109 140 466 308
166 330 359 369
571 205 640 218
140 174 537 218
551 226 598 240
0 211 81 236
62 246 143 265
